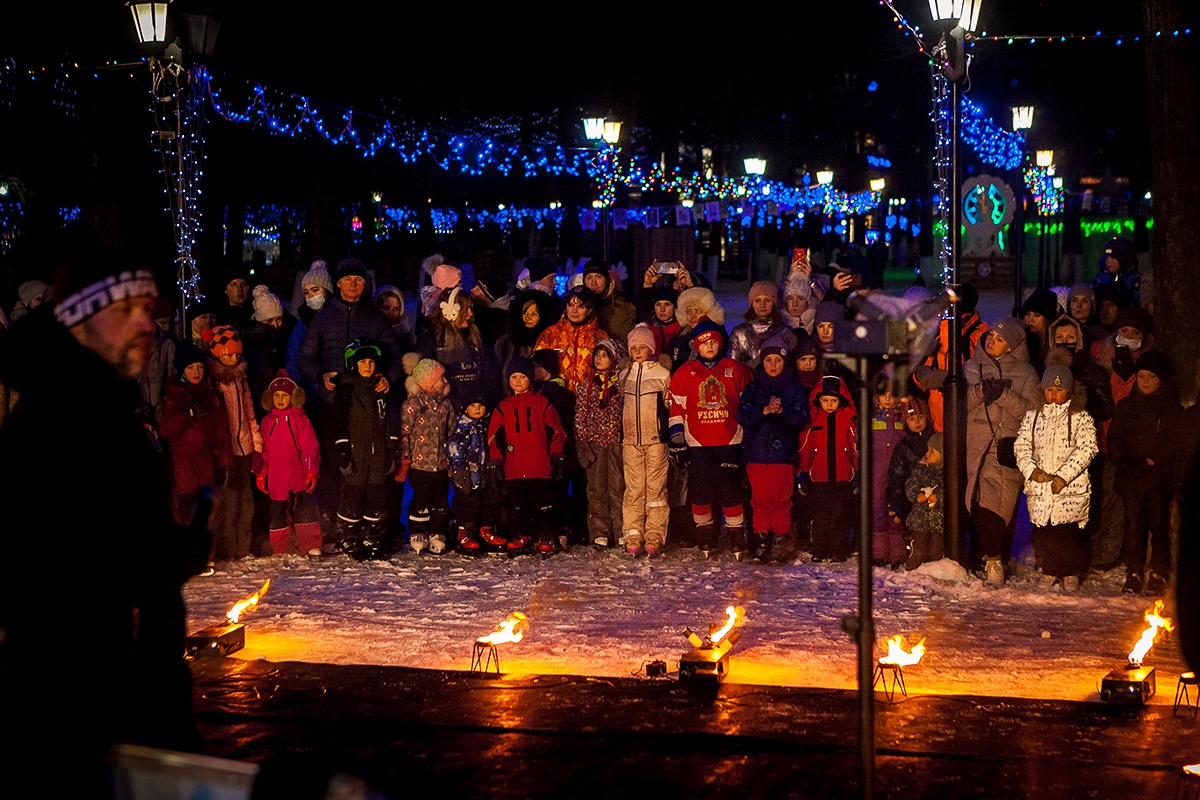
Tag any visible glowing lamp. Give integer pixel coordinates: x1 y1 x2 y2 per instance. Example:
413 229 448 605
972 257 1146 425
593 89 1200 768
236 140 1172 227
928 0 982 32
1035 150 1054 167
1011 106 1034 131
870 178 886 192
743 158 767 176
582 117 606 141
601 121 622 145
816 170 834 186
128 1 170 46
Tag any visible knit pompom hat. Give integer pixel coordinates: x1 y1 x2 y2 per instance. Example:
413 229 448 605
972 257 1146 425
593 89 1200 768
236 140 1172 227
626 323 657 356
251 284 284 322
203 325 242 358
760 335 789 361
262 368 306 410
431 264 462 290
301 261 333 294
926 431 944 455
412 358 446 392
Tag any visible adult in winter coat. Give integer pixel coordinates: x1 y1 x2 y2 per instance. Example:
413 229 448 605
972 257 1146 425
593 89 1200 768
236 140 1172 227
418 286 504 414
297 257 400 546
728 280 799 368
1107 350 1183 596
634 280 681 366
493 287 561 381
1013 365 1098 592
582 259 637 344
665 286 725 374
963 318 1040 587
534 285 609 393
160 342 233 528
0 247 208 792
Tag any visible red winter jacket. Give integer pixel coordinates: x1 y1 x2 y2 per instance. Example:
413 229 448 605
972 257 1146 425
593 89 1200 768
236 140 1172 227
798 377 859 482
160 379 233 493
259 407 321 500
487 390 566 480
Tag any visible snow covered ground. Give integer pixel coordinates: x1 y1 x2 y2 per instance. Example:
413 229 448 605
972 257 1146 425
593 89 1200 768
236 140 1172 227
184 543 1189 707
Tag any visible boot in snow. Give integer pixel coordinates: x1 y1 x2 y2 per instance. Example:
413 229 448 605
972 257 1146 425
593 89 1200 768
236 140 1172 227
727 526 748 561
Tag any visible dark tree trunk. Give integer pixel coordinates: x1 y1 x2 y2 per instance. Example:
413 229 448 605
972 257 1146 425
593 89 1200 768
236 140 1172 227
1142 0 1200 403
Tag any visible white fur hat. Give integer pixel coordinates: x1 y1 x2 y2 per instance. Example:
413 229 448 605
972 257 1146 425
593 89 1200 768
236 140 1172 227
251 284 284 322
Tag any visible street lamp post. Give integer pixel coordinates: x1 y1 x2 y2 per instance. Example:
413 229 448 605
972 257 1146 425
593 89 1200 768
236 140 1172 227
744 157 767 283
583 117 622 265
1035 149 1054 289
1010 105 1033 316
128 0 218 341
817 169 834 267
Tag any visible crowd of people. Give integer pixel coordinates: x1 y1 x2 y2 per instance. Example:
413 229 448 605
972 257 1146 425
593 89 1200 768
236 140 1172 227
1 236 1192 599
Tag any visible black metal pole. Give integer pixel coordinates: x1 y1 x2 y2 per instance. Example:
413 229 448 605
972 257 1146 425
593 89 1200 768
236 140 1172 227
856 355 875 800
944 78 967 566
1011 165 1023 318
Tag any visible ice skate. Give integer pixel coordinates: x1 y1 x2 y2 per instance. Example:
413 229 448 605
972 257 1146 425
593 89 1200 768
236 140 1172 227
750 532 771 564
644 543 662 558
728 526 747 562
771 532 796 564
695 524 718 559
984 557 1005 588
505 534 533 556
429 534 447 554
478 526 508 555
456 527 481 555
410 533 429 554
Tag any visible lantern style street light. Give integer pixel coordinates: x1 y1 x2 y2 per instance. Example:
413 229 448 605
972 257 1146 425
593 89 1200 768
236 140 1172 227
128 1 170 49
743 158 767 282
1010 105 1034 315
583 117 623 264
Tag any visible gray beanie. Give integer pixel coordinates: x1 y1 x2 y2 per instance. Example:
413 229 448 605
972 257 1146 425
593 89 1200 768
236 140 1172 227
301 261 333 294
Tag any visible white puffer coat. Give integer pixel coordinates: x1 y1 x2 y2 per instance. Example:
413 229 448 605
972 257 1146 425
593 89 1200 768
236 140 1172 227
1013 398 1098 527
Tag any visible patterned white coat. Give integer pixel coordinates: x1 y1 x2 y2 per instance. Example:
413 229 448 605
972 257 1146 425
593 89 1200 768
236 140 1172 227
1013 399 1098 528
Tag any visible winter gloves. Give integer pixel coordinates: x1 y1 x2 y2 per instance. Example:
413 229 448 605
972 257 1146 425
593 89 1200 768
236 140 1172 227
980 377 1006 404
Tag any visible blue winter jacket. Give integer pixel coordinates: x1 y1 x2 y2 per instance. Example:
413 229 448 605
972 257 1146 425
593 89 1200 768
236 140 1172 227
736 371 809 465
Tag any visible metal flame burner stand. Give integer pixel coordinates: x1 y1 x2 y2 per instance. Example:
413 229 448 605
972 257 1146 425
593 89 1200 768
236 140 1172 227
873 662 908 701
470 642 501 675
185 623 245 659
1100 663 1156 707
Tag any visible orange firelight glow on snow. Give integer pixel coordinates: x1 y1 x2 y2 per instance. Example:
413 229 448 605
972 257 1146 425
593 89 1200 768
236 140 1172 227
710 605 745 644
1127 600 1174 666
226 580 271 624
477 611 529 645
878 635 926 666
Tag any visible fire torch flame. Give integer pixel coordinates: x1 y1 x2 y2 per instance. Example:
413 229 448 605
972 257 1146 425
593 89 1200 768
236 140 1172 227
709 605 745 644
477 611 529 645
1127 600 1174 666
878 635 926 666
226 579 271 624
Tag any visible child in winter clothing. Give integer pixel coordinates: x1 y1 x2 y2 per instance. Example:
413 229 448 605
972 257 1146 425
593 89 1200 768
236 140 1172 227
668 317 754 557
736 335 809 563
203 325 263 562
160 342 232 533
1013 365 1098 592
533 347 581 545
486 356 568 555
789 334 823 550
797 374 859 562
448 393 507 553
332 337 399 561
575 338 626 549
904 431 946 570
255 369 322 558
870 389 909 568
397 354 455 555
886 396 934 568
619 323 673 555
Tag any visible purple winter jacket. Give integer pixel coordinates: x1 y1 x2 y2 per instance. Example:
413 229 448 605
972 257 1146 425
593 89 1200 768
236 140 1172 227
871 405 908 528
259 407 321 500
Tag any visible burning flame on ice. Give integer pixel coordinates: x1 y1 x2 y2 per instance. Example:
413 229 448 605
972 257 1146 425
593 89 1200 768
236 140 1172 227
477 611 529 645
1127 600 1174 666
709 605 745 644
226 580 271 624
878 635 926 666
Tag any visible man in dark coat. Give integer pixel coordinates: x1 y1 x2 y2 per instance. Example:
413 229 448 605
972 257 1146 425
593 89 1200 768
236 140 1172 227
0 241 209 794
297 256 402 551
